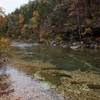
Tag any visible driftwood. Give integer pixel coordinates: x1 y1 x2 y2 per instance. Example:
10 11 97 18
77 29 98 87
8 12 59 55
71 81 87 84
42 67 62 70
71 81 100 90
53 72 72 78
87 84 100 89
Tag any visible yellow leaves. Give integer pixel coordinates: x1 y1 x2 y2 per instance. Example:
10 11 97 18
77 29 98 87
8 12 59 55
0 37 9 47
31 17 39 28
33 11 40 17
0 37 10 53
31 10 40 28
56 35 62 43
81 27 92 36
85 27 92 33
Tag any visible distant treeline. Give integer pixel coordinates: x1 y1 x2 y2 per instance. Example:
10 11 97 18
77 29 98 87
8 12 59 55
0 0 100 43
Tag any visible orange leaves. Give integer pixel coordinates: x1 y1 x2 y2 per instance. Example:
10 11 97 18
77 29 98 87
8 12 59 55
0 16 6 28
0 7 6 30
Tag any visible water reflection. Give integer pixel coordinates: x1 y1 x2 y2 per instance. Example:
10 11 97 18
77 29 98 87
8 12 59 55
12 42 100 72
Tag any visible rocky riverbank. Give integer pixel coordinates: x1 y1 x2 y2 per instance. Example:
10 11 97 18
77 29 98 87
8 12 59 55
34 69 100 100
46 40 100 50
10 57 100 100
0 54 8 68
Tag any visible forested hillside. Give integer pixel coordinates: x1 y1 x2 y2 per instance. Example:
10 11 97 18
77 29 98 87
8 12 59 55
0 0 100 48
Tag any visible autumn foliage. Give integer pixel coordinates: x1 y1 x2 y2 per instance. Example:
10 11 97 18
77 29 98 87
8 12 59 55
0 0 100 43
0 37 10 53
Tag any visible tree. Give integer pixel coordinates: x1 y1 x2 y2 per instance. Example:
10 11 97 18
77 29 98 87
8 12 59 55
0 7 5 16
0 7 7 34
30 10 40 29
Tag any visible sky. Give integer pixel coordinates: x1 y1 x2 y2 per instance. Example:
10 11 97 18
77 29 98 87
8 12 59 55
0 0 29 14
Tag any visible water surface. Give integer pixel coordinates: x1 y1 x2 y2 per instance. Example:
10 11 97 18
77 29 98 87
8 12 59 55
11 42 100 72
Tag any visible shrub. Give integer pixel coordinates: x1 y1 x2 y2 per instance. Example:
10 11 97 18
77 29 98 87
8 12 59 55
0 37 10 53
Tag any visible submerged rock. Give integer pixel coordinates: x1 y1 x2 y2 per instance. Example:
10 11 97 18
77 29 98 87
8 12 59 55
70 42 81 50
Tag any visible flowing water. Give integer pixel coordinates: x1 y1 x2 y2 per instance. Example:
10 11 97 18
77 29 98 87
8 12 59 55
11 42 100 72
0 41 100 100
